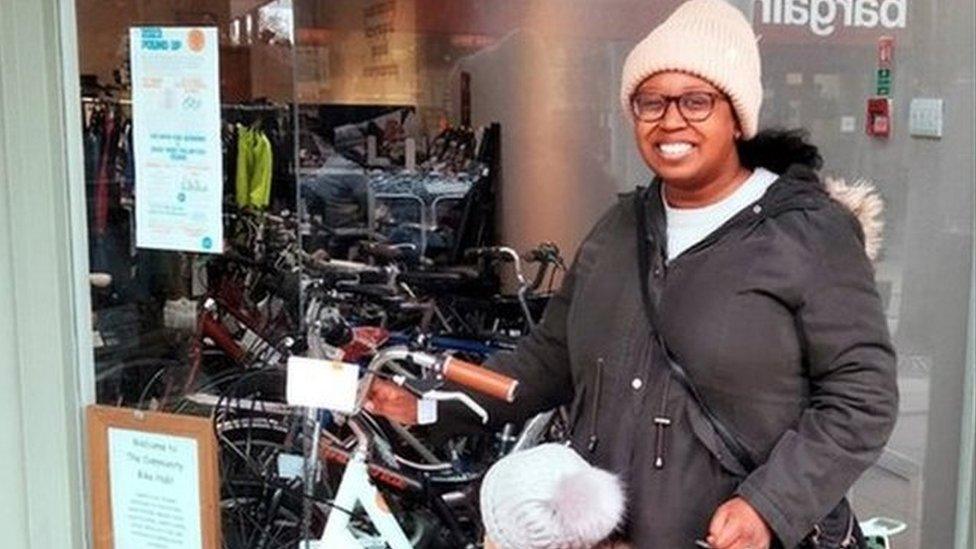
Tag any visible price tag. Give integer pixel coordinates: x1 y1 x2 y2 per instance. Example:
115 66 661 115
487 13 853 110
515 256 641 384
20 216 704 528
286 357 360 413
417 397 438 425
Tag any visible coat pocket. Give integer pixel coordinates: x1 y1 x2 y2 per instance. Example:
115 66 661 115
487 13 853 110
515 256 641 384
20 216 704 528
566 383 588 436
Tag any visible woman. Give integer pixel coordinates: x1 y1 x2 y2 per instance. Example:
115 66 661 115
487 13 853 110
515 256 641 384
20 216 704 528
367 1 898 547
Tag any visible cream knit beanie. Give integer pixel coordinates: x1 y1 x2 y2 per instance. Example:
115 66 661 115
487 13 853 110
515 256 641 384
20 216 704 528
480 444 626 549
619 0 763 138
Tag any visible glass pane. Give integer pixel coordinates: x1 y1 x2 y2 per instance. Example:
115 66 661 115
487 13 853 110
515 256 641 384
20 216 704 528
289 2 972 547
75 1 307 545
755 5 973 548
75 1 973 547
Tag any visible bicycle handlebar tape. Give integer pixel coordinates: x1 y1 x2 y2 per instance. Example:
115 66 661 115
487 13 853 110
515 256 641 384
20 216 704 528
441 357 519 403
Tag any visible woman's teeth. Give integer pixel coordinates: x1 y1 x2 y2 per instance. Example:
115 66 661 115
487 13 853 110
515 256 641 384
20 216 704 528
657 142 694 158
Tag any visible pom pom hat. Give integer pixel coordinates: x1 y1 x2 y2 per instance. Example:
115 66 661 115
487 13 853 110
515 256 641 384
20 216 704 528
619 0 763 139
480 443 626 549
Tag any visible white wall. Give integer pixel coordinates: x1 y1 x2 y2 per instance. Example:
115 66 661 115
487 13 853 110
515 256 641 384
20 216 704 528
0 1 89 547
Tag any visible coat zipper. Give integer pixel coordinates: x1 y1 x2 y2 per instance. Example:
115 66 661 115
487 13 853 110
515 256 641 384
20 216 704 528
643 178 822 470
588 357 604 453
649 234 672 469
646 185 761 470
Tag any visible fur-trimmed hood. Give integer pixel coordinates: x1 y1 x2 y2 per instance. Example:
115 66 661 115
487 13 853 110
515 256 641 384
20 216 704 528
824 177 885 262
734 129 886 263
750 163 886 264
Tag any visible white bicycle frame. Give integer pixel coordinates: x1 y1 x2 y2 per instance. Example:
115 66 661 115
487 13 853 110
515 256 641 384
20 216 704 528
312 445 413 549
298 315 416 549
297 343 492 549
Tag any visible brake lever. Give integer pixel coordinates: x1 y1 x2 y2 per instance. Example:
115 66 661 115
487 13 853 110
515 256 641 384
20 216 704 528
420 390 489 424
370 430 399 468
391 375 441 397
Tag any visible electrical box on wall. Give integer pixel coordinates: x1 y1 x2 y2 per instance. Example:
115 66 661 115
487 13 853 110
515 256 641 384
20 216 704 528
909 98 944 138
866 97 891 138
840 116 856 133
865 36 895 139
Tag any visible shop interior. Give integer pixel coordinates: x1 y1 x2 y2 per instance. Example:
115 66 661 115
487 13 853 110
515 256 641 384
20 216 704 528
75 1 975 547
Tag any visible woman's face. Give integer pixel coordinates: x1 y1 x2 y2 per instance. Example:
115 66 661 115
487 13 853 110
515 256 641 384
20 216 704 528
631 71 742 189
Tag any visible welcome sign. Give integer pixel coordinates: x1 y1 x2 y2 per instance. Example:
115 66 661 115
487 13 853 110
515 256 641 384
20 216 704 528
87 405 221 549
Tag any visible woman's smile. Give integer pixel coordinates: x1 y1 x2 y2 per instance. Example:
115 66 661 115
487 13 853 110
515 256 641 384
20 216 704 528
655 140 697 160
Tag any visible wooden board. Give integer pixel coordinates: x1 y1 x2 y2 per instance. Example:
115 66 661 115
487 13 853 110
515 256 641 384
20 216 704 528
86 405 221 549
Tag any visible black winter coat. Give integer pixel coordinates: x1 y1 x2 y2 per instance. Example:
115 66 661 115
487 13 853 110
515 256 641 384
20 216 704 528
475 163 899 548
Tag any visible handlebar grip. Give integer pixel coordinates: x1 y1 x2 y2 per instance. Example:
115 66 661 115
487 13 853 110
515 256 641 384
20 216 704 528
465 246 508 260
441 357 519 403
363 243 401 261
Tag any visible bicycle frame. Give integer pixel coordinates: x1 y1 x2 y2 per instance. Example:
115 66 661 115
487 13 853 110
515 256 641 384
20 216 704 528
295 345 506 549
315 443 413 547
312 418 414 549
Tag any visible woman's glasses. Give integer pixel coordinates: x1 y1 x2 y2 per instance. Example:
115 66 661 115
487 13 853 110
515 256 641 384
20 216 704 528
631 91 726 123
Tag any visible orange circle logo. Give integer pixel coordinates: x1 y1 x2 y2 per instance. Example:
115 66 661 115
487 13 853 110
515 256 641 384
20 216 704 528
187 29 205 52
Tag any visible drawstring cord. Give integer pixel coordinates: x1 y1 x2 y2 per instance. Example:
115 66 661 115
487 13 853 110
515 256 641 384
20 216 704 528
653 372 673 469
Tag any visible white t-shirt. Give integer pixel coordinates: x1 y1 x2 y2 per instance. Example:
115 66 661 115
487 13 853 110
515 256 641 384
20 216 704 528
664 167 779 262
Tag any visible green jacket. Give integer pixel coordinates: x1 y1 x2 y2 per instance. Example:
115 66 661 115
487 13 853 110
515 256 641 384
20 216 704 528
235 125 273 209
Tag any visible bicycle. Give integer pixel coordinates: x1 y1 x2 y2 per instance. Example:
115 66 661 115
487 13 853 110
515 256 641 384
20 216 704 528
297 345 518 548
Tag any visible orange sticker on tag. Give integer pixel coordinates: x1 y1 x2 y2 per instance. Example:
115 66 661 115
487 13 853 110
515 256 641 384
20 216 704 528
187 29 206 52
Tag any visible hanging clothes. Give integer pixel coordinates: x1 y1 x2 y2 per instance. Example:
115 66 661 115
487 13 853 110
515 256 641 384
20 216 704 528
93 107 117 235
222 122 239 200
116 119 134 198
235 124 273 209
83 99 137 299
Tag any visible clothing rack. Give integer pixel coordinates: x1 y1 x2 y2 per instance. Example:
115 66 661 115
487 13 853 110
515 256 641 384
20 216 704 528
82 96 133 106
221 103 291 112
81 96 290 111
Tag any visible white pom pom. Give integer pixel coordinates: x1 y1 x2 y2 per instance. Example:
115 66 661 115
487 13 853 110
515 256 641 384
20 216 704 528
552 466 626 546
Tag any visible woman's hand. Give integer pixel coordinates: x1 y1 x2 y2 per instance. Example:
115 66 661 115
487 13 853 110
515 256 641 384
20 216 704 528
706 497 772 549
363 378 419 425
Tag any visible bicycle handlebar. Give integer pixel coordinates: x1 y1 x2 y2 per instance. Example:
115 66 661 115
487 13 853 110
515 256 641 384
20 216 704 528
366 347 519 412
465 246 527 287
362 242 417 262
440 356 519 403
